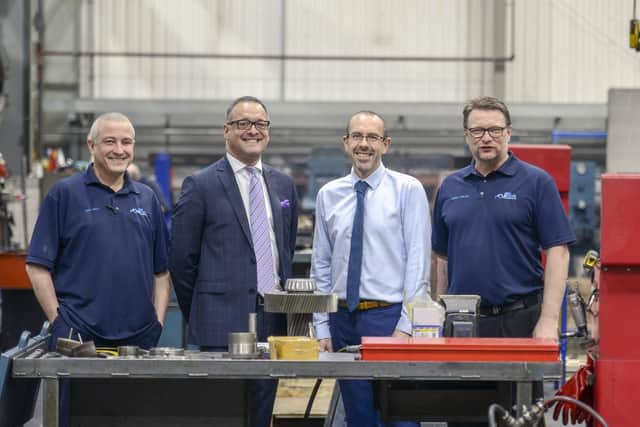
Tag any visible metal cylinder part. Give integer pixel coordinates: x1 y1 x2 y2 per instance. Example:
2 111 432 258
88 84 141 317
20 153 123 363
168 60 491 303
228 332 257 357
117 346 140 357
149 347 185 357
248 313 257 334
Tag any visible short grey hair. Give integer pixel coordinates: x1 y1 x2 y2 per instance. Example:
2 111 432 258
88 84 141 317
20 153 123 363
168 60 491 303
87 112 135 141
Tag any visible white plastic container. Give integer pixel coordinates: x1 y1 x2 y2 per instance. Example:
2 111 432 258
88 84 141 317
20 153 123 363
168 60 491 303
408 286 445 338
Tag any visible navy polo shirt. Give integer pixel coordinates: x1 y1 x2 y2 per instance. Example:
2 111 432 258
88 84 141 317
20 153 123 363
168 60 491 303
27 164 169 341
431 153 575 306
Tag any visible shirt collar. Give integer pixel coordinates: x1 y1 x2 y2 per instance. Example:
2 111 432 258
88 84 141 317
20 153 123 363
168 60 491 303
83 163 139 194
226 152 263 175
350 162 386 190
463 152 519 178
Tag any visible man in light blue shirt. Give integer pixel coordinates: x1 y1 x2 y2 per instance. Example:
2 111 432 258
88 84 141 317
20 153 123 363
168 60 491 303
311 111 430 426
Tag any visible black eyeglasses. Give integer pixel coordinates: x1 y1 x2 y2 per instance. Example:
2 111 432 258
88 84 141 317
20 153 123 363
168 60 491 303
349 132 386 143
465 126 508 138
227 119 271 131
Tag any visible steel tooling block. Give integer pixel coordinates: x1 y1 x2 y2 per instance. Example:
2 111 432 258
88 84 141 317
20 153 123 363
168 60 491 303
360 337 559 362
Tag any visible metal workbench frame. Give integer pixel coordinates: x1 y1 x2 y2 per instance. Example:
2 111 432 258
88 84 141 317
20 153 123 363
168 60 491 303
11 341 561 426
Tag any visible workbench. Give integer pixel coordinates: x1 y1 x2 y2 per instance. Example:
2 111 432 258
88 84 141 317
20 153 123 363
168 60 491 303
5 333 561 427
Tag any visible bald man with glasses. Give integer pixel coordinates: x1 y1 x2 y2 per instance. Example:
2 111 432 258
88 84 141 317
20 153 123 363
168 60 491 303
311 111 429 427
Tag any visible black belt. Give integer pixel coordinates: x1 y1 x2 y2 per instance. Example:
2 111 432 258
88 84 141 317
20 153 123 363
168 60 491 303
337 300 394 311
479 292 542 316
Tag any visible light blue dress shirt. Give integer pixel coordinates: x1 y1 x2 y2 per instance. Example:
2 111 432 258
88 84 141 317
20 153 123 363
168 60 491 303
311 164 431 339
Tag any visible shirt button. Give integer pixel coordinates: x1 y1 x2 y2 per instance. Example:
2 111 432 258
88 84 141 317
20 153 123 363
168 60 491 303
483 180 487 183
480 191 485 196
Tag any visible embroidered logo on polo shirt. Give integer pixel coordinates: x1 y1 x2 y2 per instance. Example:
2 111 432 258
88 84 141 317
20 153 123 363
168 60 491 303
495 192 517 200
129 208 149 217
449 195 470 201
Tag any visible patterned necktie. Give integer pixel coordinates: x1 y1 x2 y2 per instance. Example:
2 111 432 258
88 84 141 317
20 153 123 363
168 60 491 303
247 167 275 296
346 180 369 312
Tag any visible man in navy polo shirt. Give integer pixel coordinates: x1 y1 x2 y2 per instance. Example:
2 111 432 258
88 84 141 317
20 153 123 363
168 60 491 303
26 112 170 426
432 97 575 341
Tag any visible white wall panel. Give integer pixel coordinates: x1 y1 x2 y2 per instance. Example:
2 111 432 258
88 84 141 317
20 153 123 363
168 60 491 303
73 0 640 103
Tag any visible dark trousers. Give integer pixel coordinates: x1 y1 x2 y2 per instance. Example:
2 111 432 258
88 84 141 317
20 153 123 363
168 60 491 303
329 304 419 427
449 301 543 427
48 315 163 427
201 304 286 427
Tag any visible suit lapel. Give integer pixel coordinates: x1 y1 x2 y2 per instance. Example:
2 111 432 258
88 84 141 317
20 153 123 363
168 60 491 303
217 157 253 247
263 165 285 276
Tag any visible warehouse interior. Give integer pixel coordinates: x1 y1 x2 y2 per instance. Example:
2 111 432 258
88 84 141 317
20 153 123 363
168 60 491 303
1 1 640 426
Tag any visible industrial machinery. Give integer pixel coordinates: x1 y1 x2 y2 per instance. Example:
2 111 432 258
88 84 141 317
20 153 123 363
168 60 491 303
499 175 640 427
592 173 640 425
486 251 607 427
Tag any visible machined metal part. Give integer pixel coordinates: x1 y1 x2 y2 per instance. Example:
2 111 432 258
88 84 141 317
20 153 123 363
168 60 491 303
55 338 79 356
248 313 257 334
227 332 258 359
264 291 337 314
70 341 97 358
117 346 147 358
264 279 337 336
284 278 317 293
148 347 185 357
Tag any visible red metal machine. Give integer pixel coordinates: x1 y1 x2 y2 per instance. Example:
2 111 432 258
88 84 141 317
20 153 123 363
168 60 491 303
0 253 30 290
510 144 571 213
593 173 640 426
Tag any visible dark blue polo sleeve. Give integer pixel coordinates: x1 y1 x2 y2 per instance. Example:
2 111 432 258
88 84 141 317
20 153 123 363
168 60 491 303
26 189 62 270
534 174 576 249
431 185 449 255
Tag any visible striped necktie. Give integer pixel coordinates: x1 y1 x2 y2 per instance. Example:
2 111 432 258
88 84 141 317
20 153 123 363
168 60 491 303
247 166 275 296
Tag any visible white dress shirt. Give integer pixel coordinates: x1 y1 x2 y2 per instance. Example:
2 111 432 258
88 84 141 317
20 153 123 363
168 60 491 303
226 153 280 287
311 163 431 339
